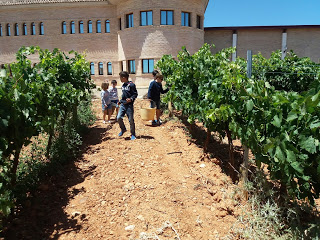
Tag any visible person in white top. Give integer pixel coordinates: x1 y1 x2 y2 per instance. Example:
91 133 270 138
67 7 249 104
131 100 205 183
108 79 119 120
101 82 112 123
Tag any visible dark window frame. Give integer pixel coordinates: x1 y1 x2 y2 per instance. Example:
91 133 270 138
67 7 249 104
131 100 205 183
31 22 36 35
181 12 191 27
79 21 84 34
39 22 44 35
23 23 27 35
7 24 11 36
62 21 67 34
107 62 112 75
15 23 19 36
126 13 134 28
140 10 153 26
128 60 136 74
98 62 103 75
142 59 154 74
70 21 75 34
96 20 101 33
90 62 95 75
105 20 110 33
120 61 124 72
197 15 201 29
161 10 174 25
88 20 93 33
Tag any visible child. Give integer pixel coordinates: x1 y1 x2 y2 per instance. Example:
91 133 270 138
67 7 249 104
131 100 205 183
149 69 159 85
101 82 112 123
117 71 138 140
147 73 169 125
108 79 119 119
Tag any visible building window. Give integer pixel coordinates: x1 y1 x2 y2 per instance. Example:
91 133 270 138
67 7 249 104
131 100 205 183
120 61 123 71
90 62 95 75
23 23 27 35
142 59 154 73
96 20 101 33
70 21 75 34
98 62 103 75
105 20 110 33
15 23 19 36
141 11 153 26
107 62 112 75
62 21 67 34
79 21 84 34
88 20 92 33
126 13 134 28
128 60 136 74
39 22 44 35
7 24 10 36
0 24 2 37
161 10 174 25
31 22 36 35
181 12 191 27
197 15 201 29
119 18 122 30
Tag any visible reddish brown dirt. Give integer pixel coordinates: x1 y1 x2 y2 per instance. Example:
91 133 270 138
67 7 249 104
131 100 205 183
3 99 247 240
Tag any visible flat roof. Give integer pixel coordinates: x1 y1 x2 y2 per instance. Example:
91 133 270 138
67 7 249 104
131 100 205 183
205 25 320 31
0 0 110 6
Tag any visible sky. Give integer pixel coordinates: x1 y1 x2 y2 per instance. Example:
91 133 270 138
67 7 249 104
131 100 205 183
204 0 320 27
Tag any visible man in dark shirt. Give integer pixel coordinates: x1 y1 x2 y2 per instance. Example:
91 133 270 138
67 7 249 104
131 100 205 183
147 73 169 125
117 71 138 140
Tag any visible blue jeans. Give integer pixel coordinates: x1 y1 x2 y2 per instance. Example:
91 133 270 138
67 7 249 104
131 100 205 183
117 103 135 136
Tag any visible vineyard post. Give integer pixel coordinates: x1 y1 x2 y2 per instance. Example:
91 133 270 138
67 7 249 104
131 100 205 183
241 50 252 193
168 100 173 117
247 50 252 79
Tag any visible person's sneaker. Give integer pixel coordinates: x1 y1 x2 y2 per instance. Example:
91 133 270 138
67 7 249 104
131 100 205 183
118 130 126 137
131 135 136 140
152 120 157 126
103 120 106 124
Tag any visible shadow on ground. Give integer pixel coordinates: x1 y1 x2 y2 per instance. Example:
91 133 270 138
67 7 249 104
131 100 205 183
1 125 109 240
173 112 320 239
174 113 244 182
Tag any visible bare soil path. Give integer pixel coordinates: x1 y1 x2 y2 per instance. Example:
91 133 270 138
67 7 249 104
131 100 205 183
3 99 244 240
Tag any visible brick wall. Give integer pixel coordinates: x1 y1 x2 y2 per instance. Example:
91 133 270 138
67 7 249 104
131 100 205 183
0 0 207 87
116 0 206 86
204 29 233 54
2 1 320 89
204 26 320 61
0 2 119 85
287 28 320 62
237 29 282 58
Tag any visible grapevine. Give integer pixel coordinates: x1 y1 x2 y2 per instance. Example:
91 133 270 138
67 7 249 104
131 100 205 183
157 44 320 203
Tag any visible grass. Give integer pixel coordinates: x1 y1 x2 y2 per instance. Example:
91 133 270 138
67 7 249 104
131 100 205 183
226 166 320 240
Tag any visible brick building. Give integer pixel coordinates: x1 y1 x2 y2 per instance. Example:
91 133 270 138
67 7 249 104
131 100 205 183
205 25 320 62
1 0 319 87
0 0 208 86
